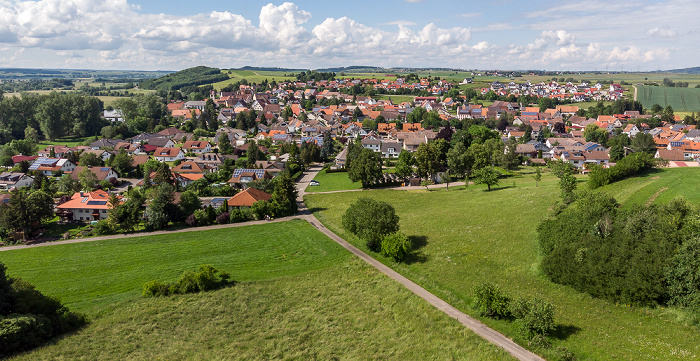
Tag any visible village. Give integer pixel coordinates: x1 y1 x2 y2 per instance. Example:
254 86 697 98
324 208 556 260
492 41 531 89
0 72 697 242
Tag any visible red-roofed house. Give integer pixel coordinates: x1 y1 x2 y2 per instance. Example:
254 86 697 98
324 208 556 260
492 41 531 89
182 140 211 154
56 190 121 222
153 147 185 162
227 188 271 208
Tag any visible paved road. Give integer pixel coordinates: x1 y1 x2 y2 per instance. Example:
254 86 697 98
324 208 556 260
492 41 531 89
3 165 543 361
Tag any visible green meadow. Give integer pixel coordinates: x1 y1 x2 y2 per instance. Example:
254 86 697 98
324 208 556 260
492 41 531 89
637 85 700 112
304 166 700 360
2 220 512 360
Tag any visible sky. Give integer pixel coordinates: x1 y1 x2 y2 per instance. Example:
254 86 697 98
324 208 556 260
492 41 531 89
0 0 698 72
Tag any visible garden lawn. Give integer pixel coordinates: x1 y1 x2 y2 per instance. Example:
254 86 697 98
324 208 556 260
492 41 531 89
304 166 700 360
306 168 362 193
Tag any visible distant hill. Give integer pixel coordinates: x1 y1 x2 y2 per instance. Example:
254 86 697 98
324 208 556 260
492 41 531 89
664 67 700 74
0 68 170 80
138 66 229 91
234 66 306 72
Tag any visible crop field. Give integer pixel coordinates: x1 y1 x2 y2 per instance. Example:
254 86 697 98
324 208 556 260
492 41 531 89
637 85 700 112
2 219 512 360
304 166 700 360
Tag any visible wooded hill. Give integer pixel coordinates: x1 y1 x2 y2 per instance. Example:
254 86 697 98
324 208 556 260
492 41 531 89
138 66 229 91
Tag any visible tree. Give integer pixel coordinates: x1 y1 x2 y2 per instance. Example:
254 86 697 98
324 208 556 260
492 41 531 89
144 184 177 230
631 132 657 154
178 190 201 217
111 150 133 176
559 173 577 203
348 148 382 188
57 174 77 193
218 133 233 155
299 141 320 166
23 126 39 145
269 172 298 216
319 132 334 161
510 297 556 337
78 167 99 191
533 167 542 187
447 142 471 179
473 166 500 191
0 189 54 240
79 152 101 167
394 150 415 181
415 142 441 180
342 197 400 251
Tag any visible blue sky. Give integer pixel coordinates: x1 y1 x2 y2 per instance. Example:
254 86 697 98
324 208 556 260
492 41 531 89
0 0 697 71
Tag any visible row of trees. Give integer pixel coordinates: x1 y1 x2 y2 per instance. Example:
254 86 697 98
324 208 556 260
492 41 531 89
538 192 700 308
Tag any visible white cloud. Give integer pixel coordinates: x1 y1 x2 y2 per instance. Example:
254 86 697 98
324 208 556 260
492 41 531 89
646 26 678 38
383 20 417 26
0 0 689 71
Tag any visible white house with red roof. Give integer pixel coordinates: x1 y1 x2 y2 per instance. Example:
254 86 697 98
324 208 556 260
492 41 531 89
153 147 185 162
56 190 120 222
182 140 211 154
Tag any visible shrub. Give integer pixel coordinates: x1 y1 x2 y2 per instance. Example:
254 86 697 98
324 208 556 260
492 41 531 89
380 232 412 261
142 265 233 298
229 208 251 223
92 220 114 235
473 282 511 318
216 212 230 225
510 296 556 337
193 209 210 226
185 214 197 227
142 280 171 297
0 265 86 356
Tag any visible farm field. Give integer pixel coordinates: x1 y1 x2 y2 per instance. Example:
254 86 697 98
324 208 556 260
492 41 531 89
307 168 362 193
2 220 512 361
211 70 296 88
38 136 92 148
304 166 700 360
636 85 700 112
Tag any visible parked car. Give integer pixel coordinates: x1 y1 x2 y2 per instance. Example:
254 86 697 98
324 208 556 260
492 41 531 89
309 180 320 186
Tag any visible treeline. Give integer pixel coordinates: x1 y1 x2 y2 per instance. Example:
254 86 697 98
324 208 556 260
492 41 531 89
139 66 229 91
0 78 74 92
295 70 336 82
588 152 659 188
0 92 106 142
538 192 700 308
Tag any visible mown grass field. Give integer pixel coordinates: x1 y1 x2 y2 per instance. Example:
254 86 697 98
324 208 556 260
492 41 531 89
636 85 700 112
307 168 362 193
2 219 513 360
211 70 296 89
304 166 700 360
38 136 92 148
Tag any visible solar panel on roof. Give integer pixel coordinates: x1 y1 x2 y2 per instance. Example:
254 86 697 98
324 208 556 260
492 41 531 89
100 167 109 172
86 200 107 206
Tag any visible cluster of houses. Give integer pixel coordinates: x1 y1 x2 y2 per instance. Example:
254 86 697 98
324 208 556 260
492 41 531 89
484 80 625 102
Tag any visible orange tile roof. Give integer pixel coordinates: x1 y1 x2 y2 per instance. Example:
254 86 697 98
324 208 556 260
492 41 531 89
227 188 271 207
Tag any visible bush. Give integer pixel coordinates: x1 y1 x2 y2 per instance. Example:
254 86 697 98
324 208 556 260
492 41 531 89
0 264 86 356
473 283 511 318
92 220 114 235
216 212 230 224
510 296 556 337
142 280 171 297
142 265 234 298
229 208 251 223
380 232 412 261
193 209 210 226
185 214 197 227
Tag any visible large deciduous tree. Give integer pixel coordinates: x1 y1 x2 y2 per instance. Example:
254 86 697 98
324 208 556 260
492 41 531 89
0 189 54 239
348 148 382 188
342 197 400 251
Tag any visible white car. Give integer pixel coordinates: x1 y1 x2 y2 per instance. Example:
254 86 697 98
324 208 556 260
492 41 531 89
309 180 320 186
